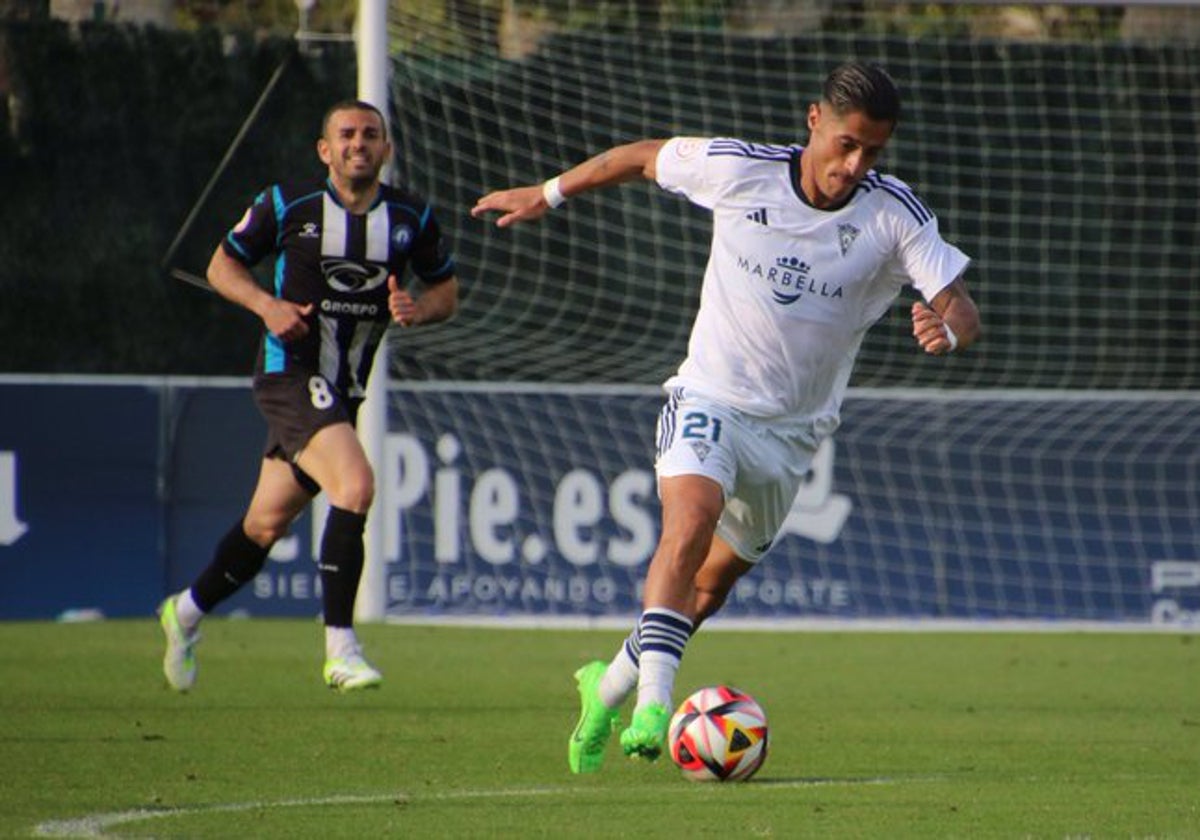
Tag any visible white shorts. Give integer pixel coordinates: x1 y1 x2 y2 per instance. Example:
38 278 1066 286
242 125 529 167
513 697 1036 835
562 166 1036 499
654 388 820 562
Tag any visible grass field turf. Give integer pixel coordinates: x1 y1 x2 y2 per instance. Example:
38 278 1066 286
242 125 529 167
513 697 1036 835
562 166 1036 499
1 621 1197 838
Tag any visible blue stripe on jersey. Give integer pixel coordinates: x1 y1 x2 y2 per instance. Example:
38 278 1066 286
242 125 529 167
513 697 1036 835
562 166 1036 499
384 200 431 232
271 186 286 247
263 334 284 373
224 233 252 261
274 251 286 297
707 138 798 161
263 254 287 373
858 172 932 225
278 189 325 221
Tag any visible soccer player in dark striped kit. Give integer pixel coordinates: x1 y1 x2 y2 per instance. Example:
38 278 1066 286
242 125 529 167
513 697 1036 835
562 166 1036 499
159 100 459 692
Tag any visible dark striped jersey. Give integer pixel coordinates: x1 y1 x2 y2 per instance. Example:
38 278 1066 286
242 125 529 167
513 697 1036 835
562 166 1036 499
222 178 456 398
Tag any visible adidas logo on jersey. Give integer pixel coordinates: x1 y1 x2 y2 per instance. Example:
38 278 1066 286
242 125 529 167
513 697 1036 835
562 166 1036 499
746 208 769 226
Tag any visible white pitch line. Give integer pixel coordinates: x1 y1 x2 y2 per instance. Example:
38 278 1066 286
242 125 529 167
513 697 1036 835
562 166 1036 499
33 794 400 838
32 779 909 837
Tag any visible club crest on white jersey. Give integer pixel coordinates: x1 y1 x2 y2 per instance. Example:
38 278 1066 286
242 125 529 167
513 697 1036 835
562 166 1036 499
654 135 970 422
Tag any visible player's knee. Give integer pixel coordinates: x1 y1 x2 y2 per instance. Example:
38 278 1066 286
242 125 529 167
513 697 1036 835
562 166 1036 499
327 466 375 513
661 508 719 555
653 543 711 584
242 514 290 547
663 540 717 578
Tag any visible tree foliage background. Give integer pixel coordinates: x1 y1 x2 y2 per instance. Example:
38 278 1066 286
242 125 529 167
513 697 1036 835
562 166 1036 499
1 4 1196 385
0 23 354 374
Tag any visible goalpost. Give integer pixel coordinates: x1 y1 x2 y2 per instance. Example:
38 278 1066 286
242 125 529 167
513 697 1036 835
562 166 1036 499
355 0 391 621
352 1 1200 626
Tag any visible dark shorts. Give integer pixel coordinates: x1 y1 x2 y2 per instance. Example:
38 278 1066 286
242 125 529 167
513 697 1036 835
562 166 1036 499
252 371 362 494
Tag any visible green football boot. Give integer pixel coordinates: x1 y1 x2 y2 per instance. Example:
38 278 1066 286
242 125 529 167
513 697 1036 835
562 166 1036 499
323 650 383 692
568 661 620 773
619 702 671 761
158 595 200 692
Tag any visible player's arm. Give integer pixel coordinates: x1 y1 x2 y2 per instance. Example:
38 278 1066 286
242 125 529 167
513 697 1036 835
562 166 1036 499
206 245 312 342
471 139 668 228
911 275 981 355
388 274 459 328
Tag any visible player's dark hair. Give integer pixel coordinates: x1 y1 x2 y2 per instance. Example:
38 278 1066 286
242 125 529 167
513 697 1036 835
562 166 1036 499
321 99 388 139
822 62 901 124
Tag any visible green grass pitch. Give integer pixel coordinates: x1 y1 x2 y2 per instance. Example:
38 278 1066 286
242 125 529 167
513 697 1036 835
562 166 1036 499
2 620 1197 837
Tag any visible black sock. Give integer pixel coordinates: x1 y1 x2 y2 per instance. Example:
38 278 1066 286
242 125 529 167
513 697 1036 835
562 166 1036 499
190 520 270 612
319 506 367 627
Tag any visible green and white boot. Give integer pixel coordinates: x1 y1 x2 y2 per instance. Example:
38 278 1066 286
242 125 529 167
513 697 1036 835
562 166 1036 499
323 649 383 692
568 661 620 774
158 595 200 692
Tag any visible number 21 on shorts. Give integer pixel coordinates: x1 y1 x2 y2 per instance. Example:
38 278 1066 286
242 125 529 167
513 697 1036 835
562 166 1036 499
681 411 723 443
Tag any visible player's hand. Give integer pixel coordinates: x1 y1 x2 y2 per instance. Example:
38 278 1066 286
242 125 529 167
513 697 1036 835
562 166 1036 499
263 299 313 342
389 274 417 327
912 301 955 355
471 185 550 228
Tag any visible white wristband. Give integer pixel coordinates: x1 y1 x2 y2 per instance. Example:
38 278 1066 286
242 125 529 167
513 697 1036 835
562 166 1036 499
943 323 959 352
542 176 566 209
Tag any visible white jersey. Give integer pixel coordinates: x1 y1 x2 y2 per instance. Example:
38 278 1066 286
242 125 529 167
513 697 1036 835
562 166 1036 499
655 136 970 433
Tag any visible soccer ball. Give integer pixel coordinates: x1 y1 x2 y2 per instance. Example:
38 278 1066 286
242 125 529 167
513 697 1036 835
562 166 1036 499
668 685 768 782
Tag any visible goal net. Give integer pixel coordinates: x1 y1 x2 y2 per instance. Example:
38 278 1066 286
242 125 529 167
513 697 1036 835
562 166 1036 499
386 0 1199 389
373 2 1200 625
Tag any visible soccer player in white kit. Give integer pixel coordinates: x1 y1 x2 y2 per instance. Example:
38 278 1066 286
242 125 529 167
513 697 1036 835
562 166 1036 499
472 62 981 772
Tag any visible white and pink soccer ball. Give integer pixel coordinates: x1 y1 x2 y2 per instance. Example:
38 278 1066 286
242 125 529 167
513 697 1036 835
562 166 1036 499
668 685 769 782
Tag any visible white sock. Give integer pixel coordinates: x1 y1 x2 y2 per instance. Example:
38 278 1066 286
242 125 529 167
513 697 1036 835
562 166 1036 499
174 589 205 631
325 626 360 660
597 644 639 708
632 607 693 712
636 650 681 712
